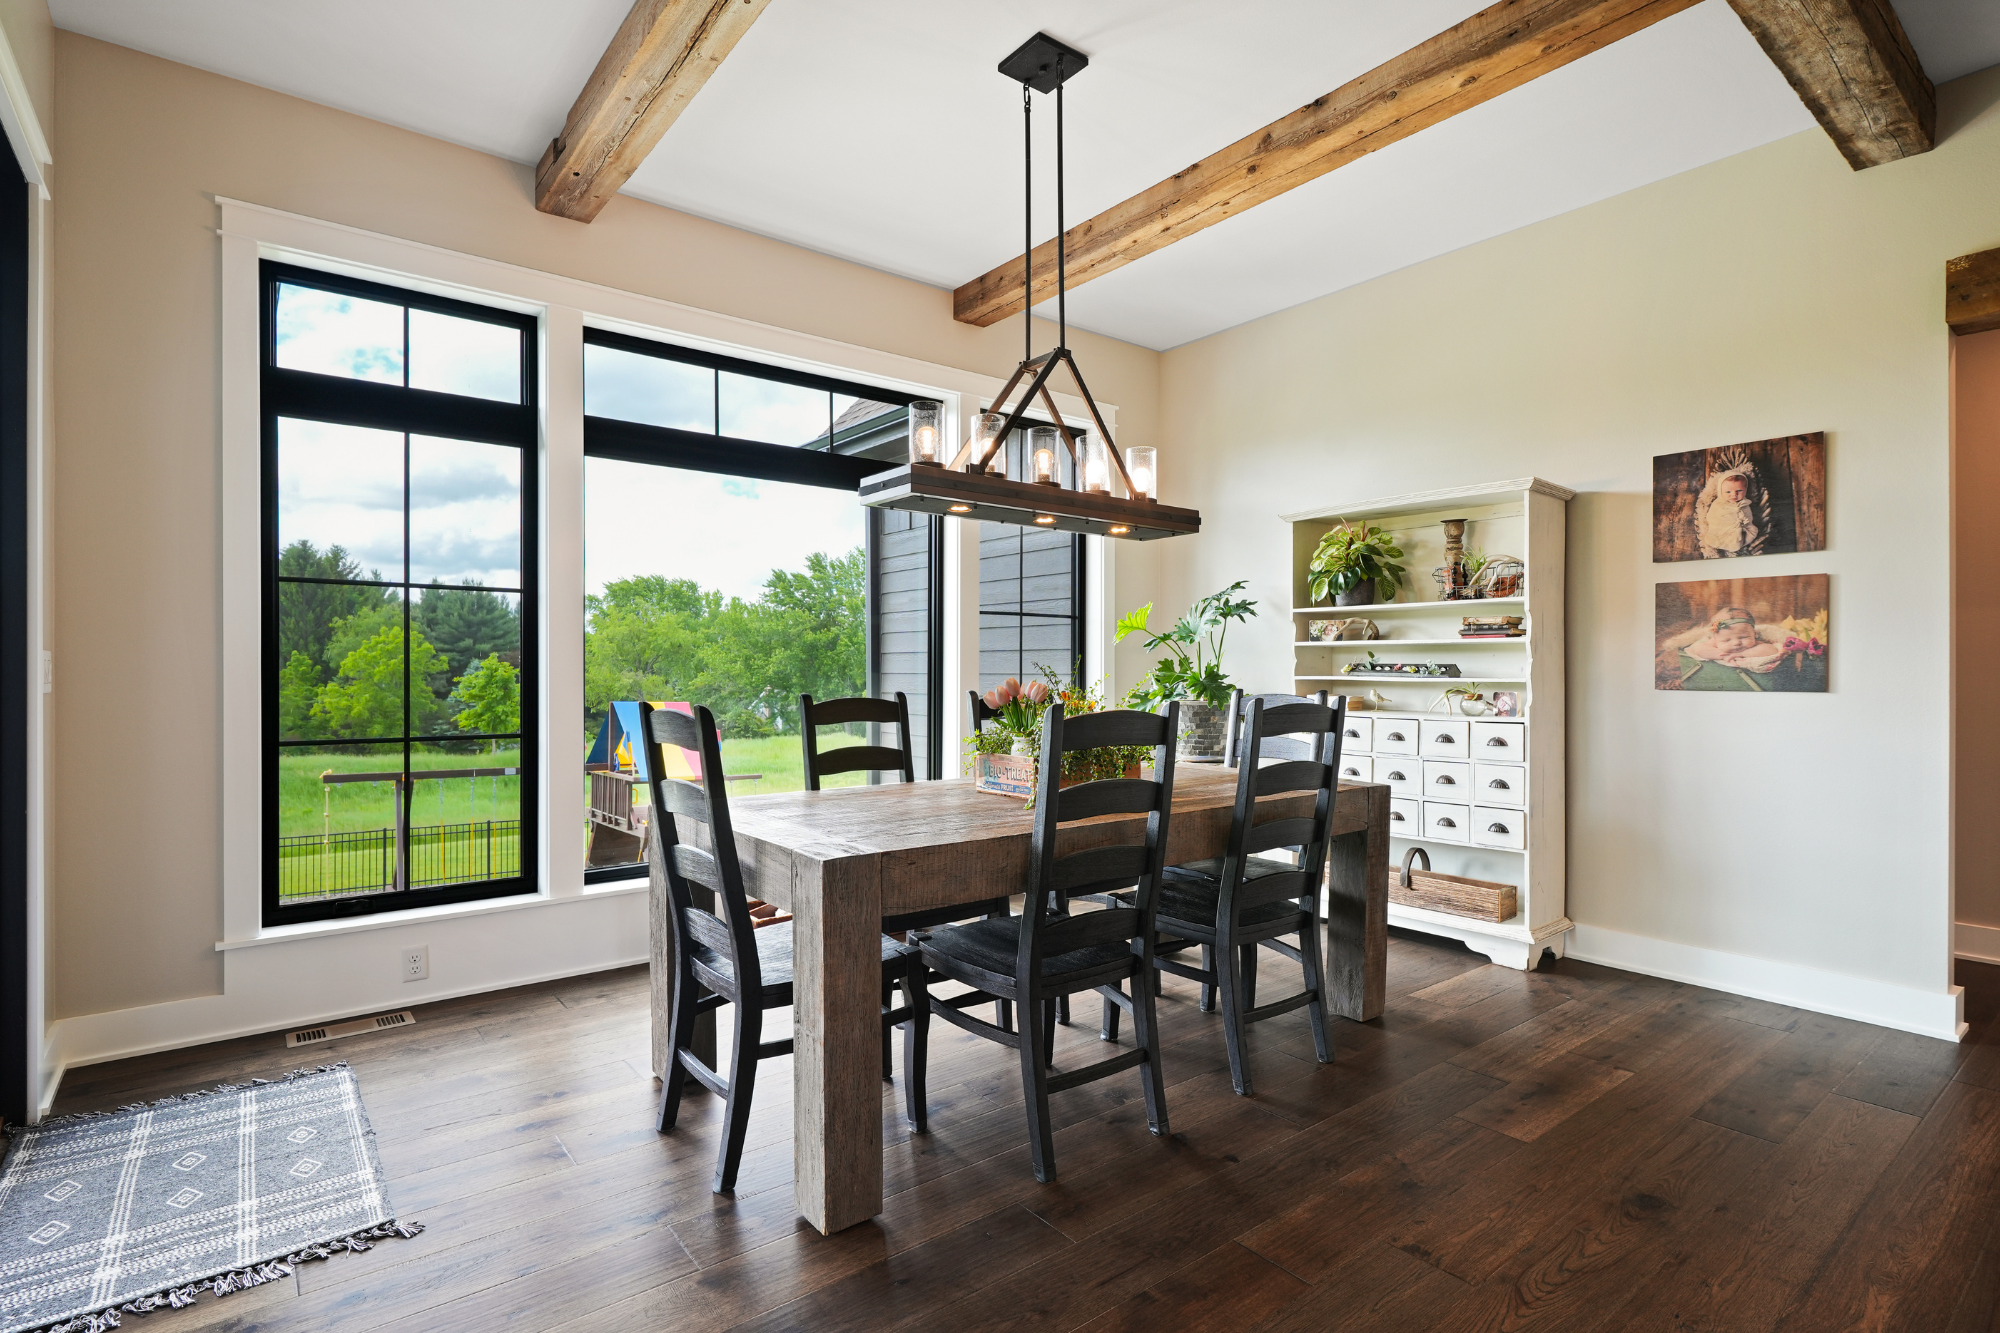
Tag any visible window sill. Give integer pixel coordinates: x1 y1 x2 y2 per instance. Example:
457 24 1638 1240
215 879 647 951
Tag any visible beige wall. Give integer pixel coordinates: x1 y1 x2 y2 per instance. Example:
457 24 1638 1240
47 32 1159 1022
1154 67 2000 998
1956 328 2000 930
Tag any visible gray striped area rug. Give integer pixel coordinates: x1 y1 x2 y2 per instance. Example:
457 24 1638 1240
0 1063 421 1333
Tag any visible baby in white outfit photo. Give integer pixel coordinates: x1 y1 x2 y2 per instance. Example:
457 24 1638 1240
1698 471 1759 557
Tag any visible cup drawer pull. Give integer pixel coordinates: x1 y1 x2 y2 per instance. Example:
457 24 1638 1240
1344 729 1361 739
1435 734 1456 744
1434 775 1456 785
1486 736 1510 746
1486 822 1510 834
1342 766 1361 777
1390 811 1406 821
1435 817 1457 828
1386 770 1407 781
1386 731 1406 742
1486 778 1510 790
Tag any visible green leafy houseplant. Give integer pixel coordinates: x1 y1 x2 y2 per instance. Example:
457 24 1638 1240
1306 521 1406 604
1116 581 1259 711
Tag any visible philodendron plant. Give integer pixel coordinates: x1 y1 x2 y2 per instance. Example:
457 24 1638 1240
1306 520 1406 603
1116 581 1259 711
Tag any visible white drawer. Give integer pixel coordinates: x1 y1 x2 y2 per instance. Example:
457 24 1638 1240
1388 797 1421 834
1473 806 1526 850
1420 719 1471 757
1473 762 1525 808
1339 715 1373 753
1375 758 1420 798
1336 755 1373 784
1423 801 1471 844
1375 719 1419 756
1472 721 1527 762
1422 760 1472 799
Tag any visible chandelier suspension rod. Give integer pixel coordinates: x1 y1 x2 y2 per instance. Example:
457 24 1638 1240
1023 81 1033 370
1056 54 1066 352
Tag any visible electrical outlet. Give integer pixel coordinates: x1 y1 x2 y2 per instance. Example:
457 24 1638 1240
402 946 429 982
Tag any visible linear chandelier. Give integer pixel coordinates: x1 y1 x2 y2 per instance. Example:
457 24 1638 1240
860 32 1200 542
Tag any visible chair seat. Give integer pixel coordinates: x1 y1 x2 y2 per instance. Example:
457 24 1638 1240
690 920 917 998
1156 861 1306 930
919 915 1130 983
884 898 1010 935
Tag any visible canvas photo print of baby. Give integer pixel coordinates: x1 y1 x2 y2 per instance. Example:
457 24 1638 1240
1655 575 1828 692
1652 433 1825 563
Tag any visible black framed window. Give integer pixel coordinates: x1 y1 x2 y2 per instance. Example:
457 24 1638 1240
979 422 1086 692
261 261 539 925
580 329 938 883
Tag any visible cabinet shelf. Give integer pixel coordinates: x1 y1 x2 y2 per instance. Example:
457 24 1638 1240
1290 597 1523 614
1295 674 1527 683
1294 638 1527 647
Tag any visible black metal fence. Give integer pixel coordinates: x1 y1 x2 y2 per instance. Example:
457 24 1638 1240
277 819 522 901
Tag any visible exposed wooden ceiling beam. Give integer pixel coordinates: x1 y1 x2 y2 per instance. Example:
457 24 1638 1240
536 0 771 223
1723 0 1933 170
1948 247 2000 337
952 0 1704 329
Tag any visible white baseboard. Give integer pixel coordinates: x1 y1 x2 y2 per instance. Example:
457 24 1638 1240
40 888 650 1118
1568 923 1967 1042
1956 922 2000 966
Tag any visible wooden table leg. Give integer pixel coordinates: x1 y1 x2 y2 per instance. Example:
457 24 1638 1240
1325 784 1389 1022
792 856 884 1234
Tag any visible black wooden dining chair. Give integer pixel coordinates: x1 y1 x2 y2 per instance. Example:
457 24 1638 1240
1175 690 1330 1012
802 691 1013 1039
1105 695 1344 1096
645 701 931 1193
917 702 1179 1183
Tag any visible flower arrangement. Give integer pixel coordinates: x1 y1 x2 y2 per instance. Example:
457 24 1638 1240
1777 609 1828 668
967 669 1152 801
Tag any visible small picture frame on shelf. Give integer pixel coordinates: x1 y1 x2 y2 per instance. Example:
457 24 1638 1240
1489 690 1520 717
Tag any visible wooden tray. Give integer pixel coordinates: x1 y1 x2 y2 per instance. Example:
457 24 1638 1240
1387 866 1518 922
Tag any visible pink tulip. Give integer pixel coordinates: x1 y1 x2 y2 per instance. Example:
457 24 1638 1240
1022 680 1050 703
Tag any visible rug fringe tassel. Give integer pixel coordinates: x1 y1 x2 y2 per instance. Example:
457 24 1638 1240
18 1217 423 1333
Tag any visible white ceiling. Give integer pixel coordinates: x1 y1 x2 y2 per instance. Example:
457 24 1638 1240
49 0 2000 351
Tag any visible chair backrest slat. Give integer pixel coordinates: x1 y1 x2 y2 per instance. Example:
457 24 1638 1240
640 701 764 997
1224 690 1331 767
1252 759 1330 799
1020 702 1178 990
801 692 916 790
1051 842 1152 894
1048 776 1157 822
968 690 1000 735
1243 816 1319 857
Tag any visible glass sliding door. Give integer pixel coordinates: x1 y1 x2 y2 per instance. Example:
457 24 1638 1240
579 330 936 881
262 263 538 924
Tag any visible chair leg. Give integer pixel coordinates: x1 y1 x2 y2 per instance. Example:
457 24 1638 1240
713 999 761 1193
1100 986 1121 1043
997 998 1013 1031
1199 944 1216 1012
901 962 930 1133
1241 941 1260 1012
1018 991 1059 1183
1216 928 1254 1096
1129 965 1171 1137
1042 998 1059 1066
1296 916 1333 1065
881 976 896 1082
1056 993 1071 1026
657 967 700 1133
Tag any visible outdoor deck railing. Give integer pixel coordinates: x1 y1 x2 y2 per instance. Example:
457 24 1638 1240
277 819 522 901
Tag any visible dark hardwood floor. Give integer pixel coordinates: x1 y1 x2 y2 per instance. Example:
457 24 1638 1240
35 935 2000 1332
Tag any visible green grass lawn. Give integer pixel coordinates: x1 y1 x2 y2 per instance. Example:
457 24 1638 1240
279 745 523 840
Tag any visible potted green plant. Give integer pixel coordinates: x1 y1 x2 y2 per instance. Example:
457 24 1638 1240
1116 581 1259 758
1307 520 1406 606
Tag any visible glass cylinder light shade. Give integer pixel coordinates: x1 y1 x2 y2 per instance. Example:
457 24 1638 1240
1080 436 1111 494
1126 446 1158 501
968 412 1007 474
908 400 942 465
1029 426 1060 485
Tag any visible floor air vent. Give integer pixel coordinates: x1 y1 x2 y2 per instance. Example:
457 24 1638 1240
285 1010 416 1049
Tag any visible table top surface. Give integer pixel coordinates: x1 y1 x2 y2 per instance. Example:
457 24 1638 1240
720 765 1379 863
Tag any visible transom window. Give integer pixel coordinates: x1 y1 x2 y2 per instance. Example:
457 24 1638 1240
261 262 539 925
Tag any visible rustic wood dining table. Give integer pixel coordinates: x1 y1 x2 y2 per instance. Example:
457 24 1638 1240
648 765 1390 1235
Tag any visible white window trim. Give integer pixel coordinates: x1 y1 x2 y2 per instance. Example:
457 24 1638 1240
216 197 1115 945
